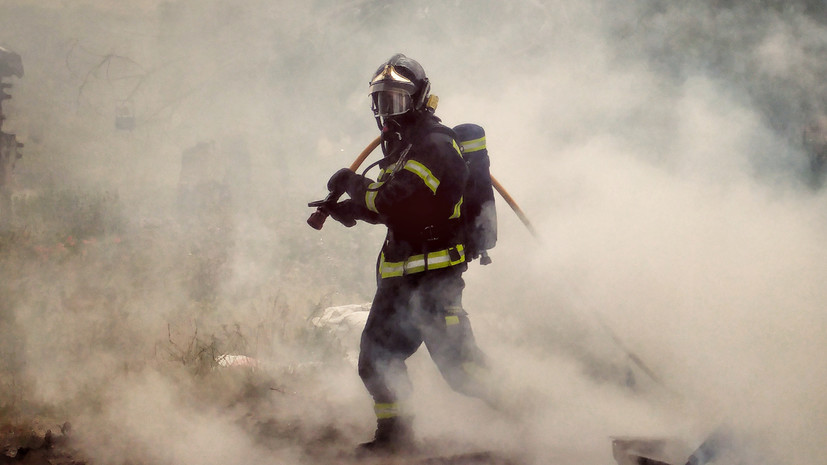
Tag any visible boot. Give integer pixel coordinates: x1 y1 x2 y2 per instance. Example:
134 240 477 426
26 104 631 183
356 416 416 455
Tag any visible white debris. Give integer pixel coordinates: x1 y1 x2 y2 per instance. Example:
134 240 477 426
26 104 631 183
311 303 371 366
215 354 259 368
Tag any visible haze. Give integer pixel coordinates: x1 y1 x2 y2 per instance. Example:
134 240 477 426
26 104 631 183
1 1 825 464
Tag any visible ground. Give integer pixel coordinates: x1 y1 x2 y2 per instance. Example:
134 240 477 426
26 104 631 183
0 418 82 465
0 416 522 465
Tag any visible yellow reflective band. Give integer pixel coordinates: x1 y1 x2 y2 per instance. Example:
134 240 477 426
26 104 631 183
460 136 486 153
378 167 392 181
379 254 405 277
462 361 489 380
452 139 463 157
403 160 440 194
445 315 460 326
374 402 401 419
445 305 463 314
449 196 463 220
379 244 466 278
365 181 383 213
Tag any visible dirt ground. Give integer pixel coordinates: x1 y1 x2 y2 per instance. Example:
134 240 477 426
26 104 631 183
0 418 84 465
0 417 522 465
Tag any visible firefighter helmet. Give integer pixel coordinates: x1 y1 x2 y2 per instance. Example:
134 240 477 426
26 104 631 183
369 54 430 120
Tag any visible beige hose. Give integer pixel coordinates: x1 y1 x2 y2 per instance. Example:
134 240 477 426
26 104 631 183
490 174 539 239
349 136 381 172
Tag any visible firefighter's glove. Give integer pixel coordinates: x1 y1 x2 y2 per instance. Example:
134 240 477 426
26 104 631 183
327 168 357 196
325 199 358 228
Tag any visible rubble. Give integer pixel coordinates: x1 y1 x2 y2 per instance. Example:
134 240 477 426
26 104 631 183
612 436 692 465
0 420 84 465
0 45 23 222
311 303 370 366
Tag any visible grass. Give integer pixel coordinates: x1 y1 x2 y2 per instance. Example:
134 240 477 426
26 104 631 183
0 183 372 420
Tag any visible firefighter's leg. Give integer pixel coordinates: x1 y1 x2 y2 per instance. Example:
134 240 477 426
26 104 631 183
428 306 494 399
417 268 494 401
357 277 422 452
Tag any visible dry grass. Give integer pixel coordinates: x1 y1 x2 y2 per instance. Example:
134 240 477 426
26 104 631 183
0 184 356 423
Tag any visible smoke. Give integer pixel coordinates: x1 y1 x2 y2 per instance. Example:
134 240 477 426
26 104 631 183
1 0 826 464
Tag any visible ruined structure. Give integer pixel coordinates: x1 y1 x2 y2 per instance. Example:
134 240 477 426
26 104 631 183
175 136 252 302
803 115 827 188
0 46 23 220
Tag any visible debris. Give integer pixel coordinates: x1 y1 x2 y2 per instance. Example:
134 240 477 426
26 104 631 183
311 303 370 365
0 420 79 464
215 354 259 368
612 436 692 465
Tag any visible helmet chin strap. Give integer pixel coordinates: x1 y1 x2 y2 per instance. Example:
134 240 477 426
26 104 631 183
376 110 420 156
380 118 403 155
382 117 402 132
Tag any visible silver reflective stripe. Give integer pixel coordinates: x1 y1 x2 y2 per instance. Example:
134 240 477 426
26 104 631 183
460 136 486 153
366 181 383 213
381 260 405 276
403 160 440 194
379 245 466 279
407 252 451 269
446 305 462 325
446 305 463 314
374 402 400 419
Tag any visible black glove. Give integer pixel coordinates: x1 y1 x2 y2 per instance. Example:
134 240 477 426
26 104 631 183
327 168 357 195
324 199 358 227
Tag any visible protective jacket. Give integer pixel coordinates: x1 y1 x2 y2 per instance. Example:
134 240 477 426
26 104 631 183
344 113 469 279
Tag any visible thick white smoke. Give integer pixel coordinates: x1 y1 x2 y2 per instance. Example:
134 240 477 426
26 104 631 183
1 1 826 464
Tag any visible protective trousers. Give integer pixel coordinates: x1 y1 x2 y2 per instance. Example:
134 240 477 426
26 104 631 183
358 266 490 412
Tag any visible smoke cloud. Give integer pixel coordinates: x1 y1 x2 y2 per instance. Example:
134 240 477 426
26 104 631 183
1 1 826 464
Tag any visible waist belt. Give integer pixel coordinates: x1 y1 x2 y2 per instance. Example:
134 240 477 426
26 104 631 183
379 244 465 279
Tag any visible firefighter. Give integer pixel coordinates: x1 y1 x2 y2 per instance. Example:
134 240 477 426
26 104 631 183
323 54 491 453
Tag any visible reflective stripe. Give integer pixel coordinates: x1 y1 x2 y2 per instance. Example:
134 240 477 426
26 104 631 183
452 139 463 157
446 306 462 326
462 361 487 379
379 244 466 279
403 160 440 194
374 402 400 419
460 136 486 153
449 196 463 219
367 166 394 213
365 181 383 213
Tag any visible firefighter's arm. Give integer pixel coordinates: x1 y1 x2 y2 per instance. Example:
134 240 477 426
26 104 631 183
326 162 423 219
325 199 382 226
360 171 421 216
335 134 456 217
357 140 455 216
325 169 385 224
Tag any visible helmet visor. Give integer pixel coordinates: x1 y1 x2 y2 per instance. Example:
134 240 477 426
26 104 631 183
371 90 412 117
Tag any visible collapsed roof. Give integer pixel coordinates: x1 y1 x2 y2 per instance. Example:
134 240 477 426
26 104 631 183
0 46 23 79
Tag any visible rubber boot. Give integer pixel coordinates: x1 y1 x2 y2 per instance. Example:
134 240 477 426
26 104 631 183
356 416 415 455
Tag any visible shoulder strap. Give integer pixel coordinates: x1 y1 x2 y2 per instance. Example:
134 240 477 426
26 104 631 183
428 124 458 141
412 114 458 144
